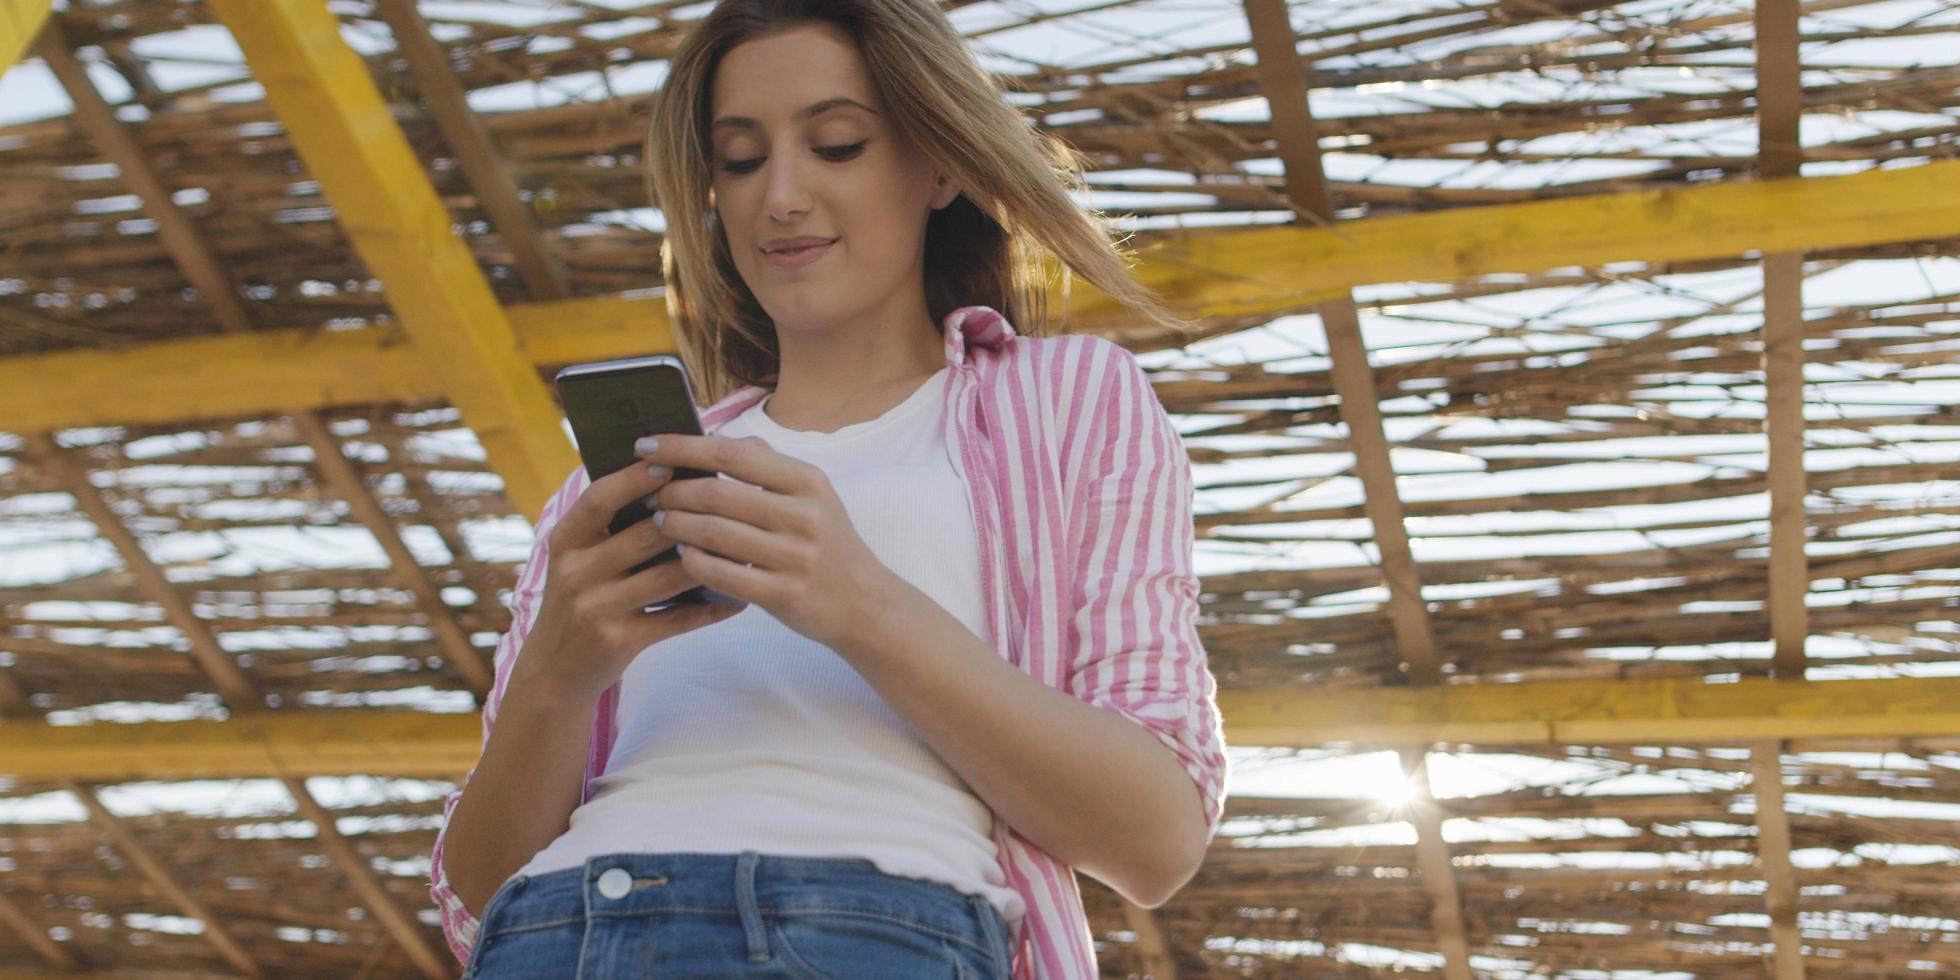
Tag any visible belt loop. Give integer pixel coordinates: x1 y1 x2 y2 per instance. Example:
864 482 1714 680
735 850 770 962
970 893 1009 979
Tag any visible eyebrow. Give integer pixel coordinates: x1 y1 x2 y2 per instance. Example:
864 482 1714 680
711 96 878 132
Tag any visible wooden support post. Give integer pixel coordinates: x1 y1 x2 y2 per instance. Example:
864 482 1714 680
1755 0 1811 682
208 0 578 520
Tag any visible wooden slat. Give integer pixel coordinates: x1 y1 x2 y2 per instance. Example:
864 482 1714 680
1244 0 1441 684
206 0 578 521
370 0 570 300
0 660 29 717
0 0 50 75
1242 0 1329 226
19 433 261 712
1398 746 1472 980
1761 250 1809 681
1756 0 1804 181
7 677 1960 780
0 890 78 973
290 411 496 697
60 779 264 978
1756 0 1811 682
36 19 250 334
1119 899 1180 979
1750 739 1809 978
279 775 449 978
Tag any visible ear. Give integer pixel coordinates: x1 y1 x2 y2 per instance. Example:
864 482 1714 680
929 171 962 211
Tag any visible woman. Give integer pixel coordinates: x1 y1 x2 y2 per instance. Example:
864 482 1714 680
427 2 1228 977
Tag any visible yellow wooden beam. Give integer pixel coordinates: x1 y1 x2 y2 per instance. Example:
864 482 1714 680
0 295 673 431
4 677 1958 781
1217 675 1960 747
7 157 1960 434
0 709 481 782
207 0 576 520
0 0 50 76
1090 156 1960 327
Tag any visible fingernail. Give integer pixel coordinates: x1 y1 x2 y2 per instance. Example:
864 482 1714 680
653 510 667 528
635 436 660 455
647 463 671 479
642 490 659 508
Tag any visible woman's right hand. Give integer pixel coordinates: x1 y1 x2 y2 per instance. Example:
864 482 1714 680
514 462 747 705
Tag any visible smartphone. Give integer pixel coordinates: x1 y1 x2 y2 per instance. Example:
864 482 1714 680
554 354 741 608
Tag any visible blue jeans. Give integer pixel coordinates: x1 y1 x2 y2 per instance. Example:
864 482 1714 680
463 851 1014 979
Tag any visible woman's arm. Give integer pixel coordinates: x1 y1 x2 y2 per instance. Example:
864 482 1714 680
835 576 1212 907
426 468 588 966
835 337 1227 907
437 648 597 919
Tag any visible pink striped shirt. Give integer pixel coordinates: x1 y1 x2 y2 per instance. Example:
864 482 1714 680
427 305 1229 978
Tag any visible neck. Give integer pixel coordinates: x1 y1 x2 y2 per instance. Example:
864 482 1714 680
762 299 945 433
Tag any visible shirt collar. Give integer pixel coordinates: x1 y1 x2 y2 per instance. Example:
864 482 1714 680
940 305 1016 368
705 306 1015 427
758 304 1016 382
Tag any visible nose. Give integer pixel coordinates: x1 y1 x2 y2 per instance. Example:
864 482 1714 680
763 147 812 223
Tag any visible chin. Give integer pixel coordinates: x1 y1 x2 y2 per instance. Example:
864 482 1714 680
757 298 842 332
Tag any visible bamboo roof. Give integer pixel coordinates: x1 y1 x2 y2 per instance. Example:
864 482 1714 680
1 0 1958 977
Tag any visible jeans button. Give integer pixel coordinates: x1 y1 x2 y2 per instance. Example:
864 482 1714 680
597 867 632 900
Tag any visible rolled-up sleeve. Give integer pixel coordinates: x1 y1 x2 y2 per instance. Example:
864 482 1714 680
426 464 585 967
1058 337 1230 844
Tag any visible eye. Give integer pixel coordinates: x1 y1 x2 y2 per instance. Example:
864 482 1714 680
717 140 868 176
817 140 869 161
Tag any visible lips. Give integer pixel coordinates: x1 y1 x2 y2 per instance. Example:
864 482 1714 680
760 237 837 268
761 237 837 254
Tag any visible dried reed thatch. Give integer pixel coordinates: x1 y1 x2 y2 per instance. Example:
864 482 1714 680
1 0 1957 977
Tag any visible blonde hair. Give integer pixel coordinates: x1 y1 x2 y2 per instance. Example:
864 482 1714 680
644 0 1197 405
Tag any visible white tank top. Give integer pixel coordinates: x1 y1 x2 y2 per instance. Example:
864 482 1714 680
515 365 1026 935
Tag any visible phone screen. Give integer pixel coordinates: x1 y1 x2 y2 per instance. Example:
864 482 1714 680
555 356 716 589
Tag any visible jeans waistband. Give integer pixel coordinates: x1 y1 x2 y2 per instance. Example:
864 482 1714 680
479 850 1006 961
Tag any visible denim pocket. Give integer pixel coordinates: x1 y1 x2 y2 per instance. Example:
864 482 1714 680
470 875 528 945
769 911 972 980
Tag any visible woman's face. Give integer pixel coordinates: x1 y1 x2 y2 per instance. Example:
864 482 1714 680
707 22 959 331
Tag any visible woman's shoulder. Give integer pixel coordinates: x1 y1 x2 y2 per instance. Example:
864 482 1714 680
994 330 1149 406
989 329 1136 380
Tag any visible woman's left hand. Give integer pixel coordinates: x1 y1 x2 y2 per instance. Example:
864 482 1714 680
634 433 891 651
